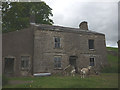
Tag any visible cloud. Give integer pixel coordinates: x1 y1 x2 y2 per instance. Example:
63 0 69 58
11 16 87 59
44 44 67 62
43 0 118 47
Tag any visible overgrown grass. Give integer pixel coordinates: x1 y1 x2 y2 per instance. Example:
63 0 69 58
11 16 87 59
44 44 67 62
3 73 118 88
101 54 118 73
101 47 118 73
3 47 119 88
107 47 118 52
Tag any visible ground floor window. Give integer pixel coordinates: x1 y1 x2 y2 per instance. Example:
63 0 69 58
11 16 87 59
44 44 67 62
4 57 14 73
21 56 30 70
90 57 95 66
54 56 61 68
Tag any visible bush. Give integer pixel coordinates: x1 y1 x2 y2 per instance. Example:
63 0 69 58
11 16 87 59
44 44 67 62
2 75 8 86
102 48 118 73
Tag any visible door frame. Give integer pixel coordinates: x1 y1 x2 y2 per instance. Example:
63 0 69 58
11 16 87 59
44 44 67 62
69 56 78 66
69 56 78 73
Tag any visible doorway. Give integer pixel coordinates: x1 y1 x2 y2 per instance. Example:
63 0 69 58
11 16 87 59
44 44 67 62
69 56 77 66
69 56 78 73
4 58 14 74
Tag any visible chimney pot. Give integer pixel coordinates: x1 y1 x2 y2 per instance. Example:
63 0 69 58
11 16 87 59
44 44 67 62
79 21 88 30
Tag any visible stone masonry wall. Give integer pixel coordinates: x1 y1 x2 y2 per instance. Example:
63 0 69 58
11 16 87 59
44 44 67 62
2 25 108 76
33 29 108 74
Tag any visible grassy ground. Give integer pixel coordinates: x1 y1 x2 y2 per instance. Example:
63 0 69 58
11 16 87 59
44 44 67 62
3 73 118 88
107 47 118 52
101 53 118 73
3 47 118 88
101 47 118 73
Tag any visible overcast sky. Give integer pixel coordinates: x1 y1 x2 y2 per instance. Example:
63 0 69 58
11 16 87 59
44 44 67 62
42 0 119 48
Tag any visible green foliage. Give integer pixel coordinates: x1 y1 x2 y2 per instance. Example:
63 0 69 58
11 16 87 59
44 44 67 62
3 73 118 88
101 47 118 73
2 2 53 33
107 47 118 52
2 75 8 86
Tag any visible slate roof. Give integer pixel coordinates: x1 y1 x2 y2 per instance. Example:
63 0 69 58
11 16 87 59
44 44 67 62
32 23 105 36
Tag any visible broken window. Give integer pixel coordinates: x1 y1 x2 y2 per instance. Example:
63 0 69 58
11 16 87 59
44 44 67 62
90 57 95 66
54 56 61 68
89 39 94 49
21 56 30 70
54 37 60 48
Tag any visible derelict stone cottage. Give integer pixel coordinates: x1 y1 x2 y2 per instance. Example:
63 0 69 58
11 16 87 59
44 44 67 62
2 21 108 76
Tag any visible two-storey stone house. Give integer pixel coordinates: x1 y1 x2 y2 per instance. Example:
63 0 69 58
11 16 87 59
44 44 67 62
2 21 108 76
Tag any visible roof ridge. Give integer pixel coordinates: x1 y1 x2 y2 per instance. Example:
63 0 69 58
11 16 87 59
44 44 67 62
31 23 104 35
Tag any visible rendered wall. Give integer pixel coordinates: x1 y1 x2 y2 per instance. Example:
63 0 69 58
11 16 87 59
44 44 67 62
2 27 34 76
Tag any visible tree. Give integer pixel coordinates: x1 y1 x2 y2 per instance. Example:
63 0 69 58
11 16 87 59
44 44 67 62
2 2 53 33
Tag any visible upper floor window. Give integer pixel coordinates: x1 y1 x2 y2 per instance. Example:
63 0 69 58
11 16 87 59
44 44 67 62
21 56 30 70
54 56 61 68
54 37 61 48
88 39 94 49
90 57 95 66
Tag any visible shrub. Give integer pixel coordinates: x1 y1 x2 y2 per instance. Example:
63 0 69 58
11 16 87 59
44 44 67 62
102 48 118 73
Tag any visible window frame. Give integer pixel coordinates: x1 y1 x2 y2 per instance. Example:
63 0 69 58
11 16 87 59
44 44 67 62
89 57 95 66
4 56 16 74
54 56 62 69
54 37 61 48
21 56 30 70
88 39 94 50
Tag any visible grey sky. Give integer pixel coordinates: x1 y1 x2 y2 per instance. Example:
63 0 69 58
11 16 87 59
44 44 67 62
43 0 119 47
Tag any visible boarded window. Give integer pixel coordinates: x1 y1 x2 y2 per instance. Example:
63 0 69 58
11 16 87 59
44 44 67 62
89 40 94 49
21 56 30 69
4 58 14 73
90 57 95 66
54 56 61 68
54 37 60 48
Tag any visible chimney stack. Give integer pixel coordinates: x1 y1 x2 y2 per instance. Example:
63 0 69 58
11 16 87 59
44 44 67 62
79 21 88 30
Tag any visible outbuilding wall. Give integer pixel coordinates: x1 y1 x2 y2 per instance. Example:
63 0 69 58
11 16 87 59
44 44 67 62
2 27 34 76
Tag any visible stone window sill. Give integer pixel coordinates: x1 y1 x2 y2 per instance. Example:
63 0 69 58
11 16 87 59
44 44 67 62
53 48 63 50
54 68 63 70
21 68 29 71
89 49 95 51
54 47 62 49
